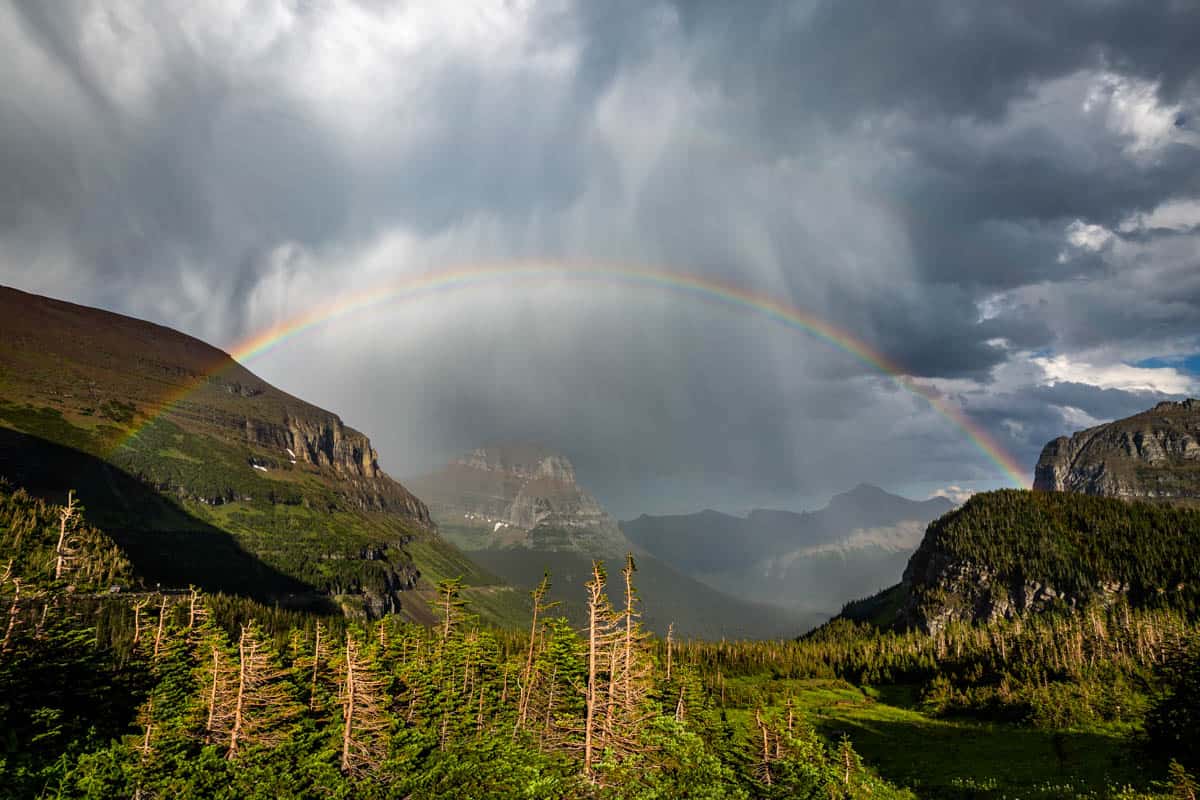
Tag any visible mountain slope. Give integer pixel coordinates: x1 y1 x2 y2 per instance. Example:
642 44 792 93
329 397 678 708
1034 398 1200 505
623 485 954 619
408 445 812 637
0 286 520 624
840 489 1200 633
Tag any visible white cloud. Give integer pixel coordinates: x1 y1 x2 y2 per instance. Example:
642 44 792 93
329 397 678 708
1065 219 1114 251
1059 404 1104 430
1033 354 1195 395
1119 198 1200 233
931 485 974 505
1083 72 1187 155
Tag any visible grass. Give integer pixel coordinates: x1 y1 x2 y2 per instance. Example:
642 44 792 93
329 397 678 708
0 403 525 629
722 675 1160 799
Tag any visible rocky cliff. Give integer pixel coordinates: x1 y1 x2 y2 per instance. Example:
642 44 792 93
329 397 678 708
0 285 463 622
408 445 627 554
840 488 1200 634
897 534 1127 635
1033 398 1200 505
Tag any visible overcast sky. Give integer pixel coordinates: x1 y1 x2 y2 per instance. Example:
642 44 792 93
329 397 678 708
2 0 1199 516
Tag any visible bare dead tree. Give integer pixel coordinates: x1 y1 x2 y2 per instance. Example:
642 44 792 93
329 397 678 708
583 561 613 780
310 622 330 712
226 624 297 759
204 644 236 745
517 573 555 731
187 586 207 631
153 595 169 659
53 490 78 581
665 622 674 682
2 578 22 655
340 634 389 775
132 597 150 645
755 708 773 787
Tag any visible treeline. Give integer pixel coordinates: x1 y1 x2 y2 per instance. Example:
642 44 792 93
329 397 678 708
672 604 1196 731
4 485 1200 796
912 490 1200 609
0 567 906 799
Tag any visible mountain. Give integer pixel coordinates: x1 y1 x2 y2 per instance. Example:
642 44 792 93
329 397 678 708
406 444 627 554
1034 398 1200 505
622 484 954 619
0 286 520 624
408 446 814 637
841 489 1200 633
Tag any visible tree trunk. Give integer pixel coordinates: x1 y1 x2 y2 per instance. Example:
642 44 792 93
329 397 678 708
2 579 21 654
153 595 167 659
54 491 76 581
227 628 248 759
341 636 355 772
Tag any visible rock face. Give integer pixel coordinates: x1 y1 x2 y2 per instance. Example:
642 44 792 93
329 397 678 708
242 412 431 519
1033 399 1200 505
407 444 627 555
0 285 440 620
898 540 1127 635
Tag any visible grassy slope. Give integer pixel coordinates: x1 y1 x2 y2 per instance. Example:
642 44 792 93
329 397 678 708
0 288 522 628
0 402 530 625
723 676 1155 799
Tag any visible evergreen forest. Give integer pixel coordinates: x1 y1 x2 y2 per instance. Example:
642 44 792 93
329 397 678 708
2 483 1200 799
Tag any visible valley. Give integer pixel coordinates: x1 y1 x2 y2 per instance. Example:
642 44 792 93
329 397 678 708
1 288 1198 798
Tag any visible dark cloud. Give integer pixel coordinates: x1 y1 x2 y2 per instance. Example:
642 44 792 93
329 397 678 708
1 0 1198 512
673 0 1200 125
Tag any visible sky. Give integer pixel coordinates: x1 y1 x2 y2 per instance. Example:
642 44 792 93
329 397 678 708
2 0 1199 517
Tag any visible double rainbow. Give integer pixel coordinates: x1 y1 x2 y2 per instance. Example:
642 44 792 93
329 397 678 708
113 262 1030 487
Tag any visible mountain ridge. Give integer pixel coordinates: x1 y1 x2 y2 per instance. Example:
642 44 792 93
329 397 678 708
0 286 519 624
622 485 954 621
1034 397 1200 506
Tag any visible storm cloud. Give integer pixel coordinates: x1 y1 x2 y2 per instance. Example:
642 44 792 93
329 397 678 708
1 0 1198 515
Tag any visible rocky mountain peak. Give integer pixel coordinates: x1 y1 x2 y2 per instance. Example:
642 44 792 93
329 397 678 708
1033 398 1200 505
408 444 627 555
829 483 892 508
454 444 578 485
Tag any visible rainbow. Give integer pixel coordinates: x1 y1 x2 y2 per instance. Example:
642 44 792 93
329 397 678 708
113 262 1030 487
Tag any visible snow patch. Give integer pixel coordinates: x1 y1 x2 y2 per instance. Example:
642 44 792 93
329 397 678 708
286 447 296 458
253 464 269 472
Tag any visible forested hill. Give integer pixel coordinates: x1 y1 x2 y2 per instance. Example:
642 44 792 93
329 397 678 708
842 489 1200 633
0 286 516 625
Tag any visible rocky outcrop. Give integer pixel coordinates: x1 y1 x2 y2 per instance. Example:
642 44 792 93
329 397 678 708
243 412 431 521
898 546 1127 635
408 444 629 555
1034 399 1200 504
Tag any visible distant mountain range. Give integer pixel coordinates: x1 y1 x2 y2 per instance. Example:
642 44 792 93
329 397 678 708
408 446 817 638
0 286 520 625
623 484 955 619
